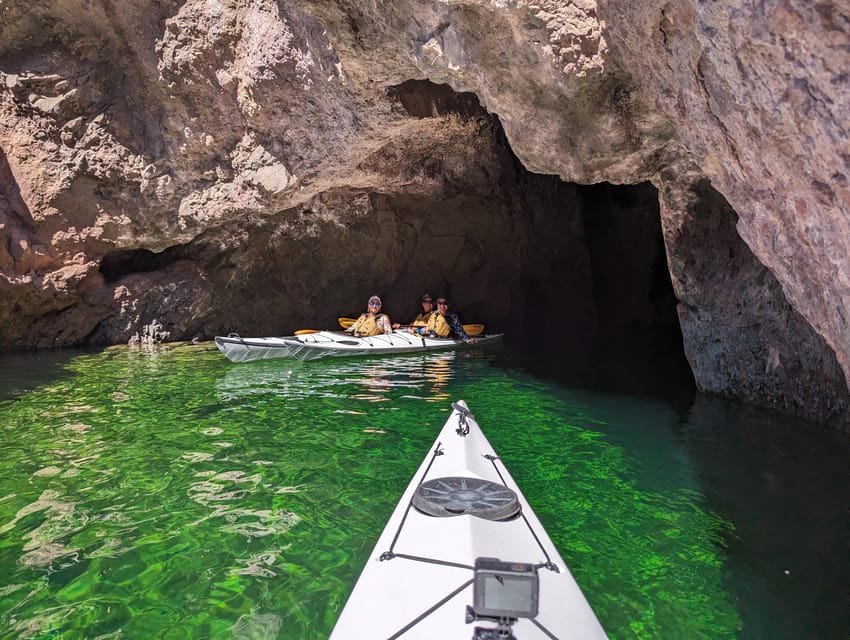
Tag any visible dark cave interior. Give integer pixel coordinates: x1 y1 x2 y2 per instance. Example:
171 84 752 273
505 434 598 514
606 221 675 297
383 80 691 392
100 244 190 283
512 180 694 398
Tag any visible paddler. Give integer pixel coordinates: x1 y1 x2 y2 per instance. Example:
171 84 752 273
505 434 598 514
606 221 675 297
412 297 476 343
392 293 434 331
346 295 393 336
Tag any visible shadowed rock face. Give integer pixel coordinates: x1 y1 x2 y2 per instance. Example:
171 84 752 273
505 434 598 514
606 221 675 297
663 178 850 424
0 1 847 428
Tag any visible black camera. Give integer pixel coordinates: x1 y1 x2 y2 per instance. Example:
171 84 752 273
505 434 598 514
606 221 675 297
472 557 539 619
467 557 540 639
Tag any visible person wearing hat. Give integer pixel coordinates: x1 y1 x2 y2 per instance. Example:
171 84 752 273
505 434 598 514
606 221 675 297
413 297 476 343
346 295 393 336
392 294 434 331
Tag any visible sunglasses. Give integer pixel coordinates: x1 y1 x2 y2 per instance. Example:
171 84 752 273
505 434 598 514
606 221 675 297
369 301 381 307
423 299 433 304
436 300 448 305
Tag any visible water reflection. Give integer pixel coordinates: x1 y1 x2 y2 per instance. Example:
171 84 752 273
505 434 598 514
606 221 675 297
0 348 92 403
185 469 301 539
230 612 282 639
215 351 458 404
0 490 81 569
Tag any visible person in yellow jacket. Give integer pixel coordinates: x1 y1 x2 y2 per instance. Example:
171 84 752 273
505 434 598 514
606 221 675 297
346 295 393 336
412 297 476 343
393 293 434 331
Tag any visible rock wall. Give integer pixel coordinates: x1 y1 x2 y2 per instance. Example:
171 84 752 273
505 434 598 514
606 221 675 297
660 173 850 423
0 0 847 427
602 0 850 396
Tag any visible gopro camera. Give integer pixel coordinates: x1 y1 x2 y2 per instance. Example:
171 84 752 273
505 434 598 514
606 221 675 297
472 557 539 619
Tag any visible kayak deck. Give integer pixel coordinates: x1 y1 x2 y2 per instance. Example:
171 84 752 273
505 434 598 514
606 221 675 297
214 331 502 362
330 401 608 639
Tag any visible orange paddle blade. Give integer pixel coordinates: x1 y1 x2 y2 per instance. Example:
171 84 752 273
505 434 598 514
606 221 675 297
463 324 484 336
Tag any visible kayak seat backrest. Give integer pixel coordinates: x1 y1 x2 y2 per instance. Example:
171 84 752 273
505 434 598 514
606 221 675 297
412 476 521 521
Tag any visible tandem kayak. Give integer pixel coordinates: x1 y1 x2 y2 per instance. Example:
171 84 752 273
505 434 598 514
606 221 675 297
214 331 502 363
330 400 608 639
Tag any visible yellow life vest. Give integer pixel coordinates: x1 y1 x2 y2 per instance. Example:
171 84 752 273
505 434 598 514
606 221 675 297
424 312 451 337
351 313 387 337
412 311 433 327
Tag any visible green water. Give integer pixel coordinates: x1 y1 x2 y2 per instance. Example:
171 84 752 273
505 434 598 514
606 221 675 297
0 344 847 639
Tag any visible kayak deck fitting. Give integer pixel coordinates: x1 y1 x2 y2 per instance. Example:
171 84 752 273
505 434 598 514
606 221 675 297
214 331 502 362
330 400 608 639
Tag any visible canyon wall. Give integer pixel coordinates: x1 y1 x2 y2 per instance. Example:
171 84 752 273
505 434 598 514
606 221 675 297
0 0 847 426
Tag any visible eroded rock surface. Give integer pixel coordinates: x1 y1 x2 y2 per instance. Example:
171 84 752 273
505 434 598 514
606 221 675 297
0 0 847 427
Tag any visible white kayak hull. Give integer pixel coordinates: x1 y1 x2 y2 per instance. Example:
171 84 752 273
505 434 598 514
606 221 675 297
214 331 502 363
330 400 608 639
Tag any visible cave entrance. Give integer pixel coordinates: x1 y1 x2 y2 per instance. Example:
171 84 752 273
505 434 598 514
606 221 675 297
372 78 694 397
503 179 694 399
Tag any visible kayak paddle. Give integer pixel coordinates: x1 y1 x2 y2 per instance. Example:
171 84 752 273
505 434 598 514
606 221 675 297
339 317 484 336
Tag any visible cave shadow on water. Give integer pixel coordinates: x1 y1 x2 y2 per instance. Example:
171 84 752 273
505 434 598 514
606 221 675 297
498 328 696 410
678 398 850 640
0 348 102 404
492 331 849 640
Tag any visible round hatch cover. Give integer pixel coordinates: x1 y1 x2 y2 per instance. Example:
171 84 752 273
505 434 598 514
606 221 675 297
413 476 521 521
